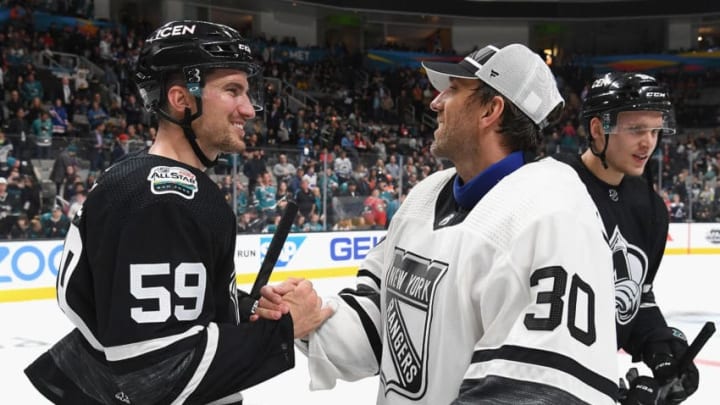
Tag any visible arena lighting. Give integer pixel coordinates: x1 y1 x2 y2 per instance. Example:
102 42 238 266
698 35 703 41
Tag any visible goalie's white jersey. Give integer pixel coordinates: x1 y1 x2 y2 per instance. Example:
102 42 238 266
301 157 619 404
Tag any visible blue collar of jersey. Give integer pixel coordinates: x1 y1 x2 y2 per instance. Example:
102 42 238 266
453 151 525 210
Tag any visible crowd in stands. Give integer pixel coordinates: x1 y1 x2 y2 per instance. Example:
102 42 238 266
1 1 720 239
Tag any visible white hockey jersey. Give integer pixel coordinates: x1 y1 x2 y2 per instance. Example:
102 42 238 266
300 157 619 404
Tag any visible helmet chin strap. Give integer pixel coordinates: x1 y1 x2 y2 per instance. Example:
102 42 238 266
156 96 218 168
588 132 611 169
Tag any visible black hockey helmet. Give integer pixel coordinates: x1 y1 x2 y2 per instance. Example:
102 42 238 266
136 20 262 113
580 72 675 169
581 72 675 136
134 20 263 167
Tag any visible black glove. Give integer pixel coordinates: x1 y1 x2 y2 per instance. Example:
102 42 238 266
643 327 699 404
621 372 660 405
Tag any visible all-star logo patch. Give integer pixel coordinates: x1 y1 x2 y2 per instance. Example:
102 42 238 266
147 166 198 199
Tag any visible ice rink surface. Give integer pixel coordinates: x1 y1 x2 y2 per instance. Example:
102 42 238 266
1 254 718 404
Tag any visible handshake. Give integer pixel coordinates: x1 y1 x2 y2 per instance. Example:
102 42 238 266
239 278 335 339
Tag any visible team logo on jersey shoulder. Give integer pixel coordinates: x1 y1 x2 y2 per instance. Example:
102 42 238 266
609 226 649 324
147 166 198 199
381 248 448 400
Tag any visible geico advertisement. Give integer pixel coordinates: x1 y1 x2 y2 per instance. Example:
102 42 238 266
234 231 386 274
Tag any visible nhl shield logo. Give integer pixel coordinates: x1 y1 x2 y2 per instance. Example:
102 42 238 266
381 248 448 400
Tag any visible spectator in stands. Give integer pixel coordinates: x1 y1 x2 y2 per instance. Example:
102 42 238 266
5 90 23 117
122 93 143 127
0 130 15 175
59 165 82 202
318 166 339 196
272 153 296 185
235 181 250 215
49 144 79 195
275 180 292 206
292 214 306 232
302 163 318 189
8 213 31 239
19 175 41 220
242 148 267 197
384 153 401 181
670 193 687 222
31 110 52 159
338 179 360 198
317 146 334 167
306 213 323 231
89 122 106 172
218 175 234 207
362 188 387 229
49 97 71 136
26 216 44 239
86 99 109 129
402 155 418 178
27 96 44 124
111 133 130 164
298 130 314 167
56 77 75 115
333 149 352 184
21 72 43 105
255 171 278 219
294 179 315 220
339 130 358 162
288 166 304 195
41 204 70 238
0 176 22 236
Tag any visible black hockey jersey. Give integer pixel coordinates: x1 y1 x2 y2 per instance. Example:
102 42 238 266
27 153 294 404
559 153 670 357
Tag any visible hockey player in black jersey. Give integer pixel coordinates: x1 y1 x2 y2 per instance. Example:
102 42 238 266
559 72 700 404
24 20 327 404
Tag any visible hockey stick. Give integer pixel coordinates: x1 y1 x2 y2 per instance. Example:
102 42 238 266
238 201 298 320
657 321 716 403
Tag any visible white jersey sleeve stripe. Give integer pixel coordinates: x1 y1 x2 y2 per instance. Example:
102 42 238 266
171 322 219 405
339 291 382 364
105 325 204 361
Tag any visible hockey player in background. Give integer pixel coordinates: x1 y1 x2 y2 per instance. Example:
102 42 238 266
260 44 620 404
559 72 699 404
24 20 326 404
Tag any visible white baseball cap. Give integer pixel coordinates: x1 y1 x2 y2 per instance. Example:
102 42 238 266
422 44 565 129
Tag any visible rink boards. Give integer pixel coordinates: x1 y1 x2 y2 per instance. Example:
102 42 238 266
1 224 719 303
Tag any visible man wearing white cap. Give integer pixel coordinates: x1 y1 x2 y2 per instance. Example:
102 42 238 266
262 44 619 404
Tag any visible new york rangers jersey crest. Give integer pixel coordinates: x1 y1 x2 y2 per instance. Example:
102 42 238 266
382 249 448 398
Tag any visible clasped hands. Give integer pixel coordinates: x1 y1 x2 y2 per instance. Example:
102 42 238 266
254 277 335 339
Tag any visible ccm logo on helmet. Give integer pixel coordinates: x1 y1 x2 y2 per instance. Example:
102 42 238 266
646 91 667 98
147 24 196 42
